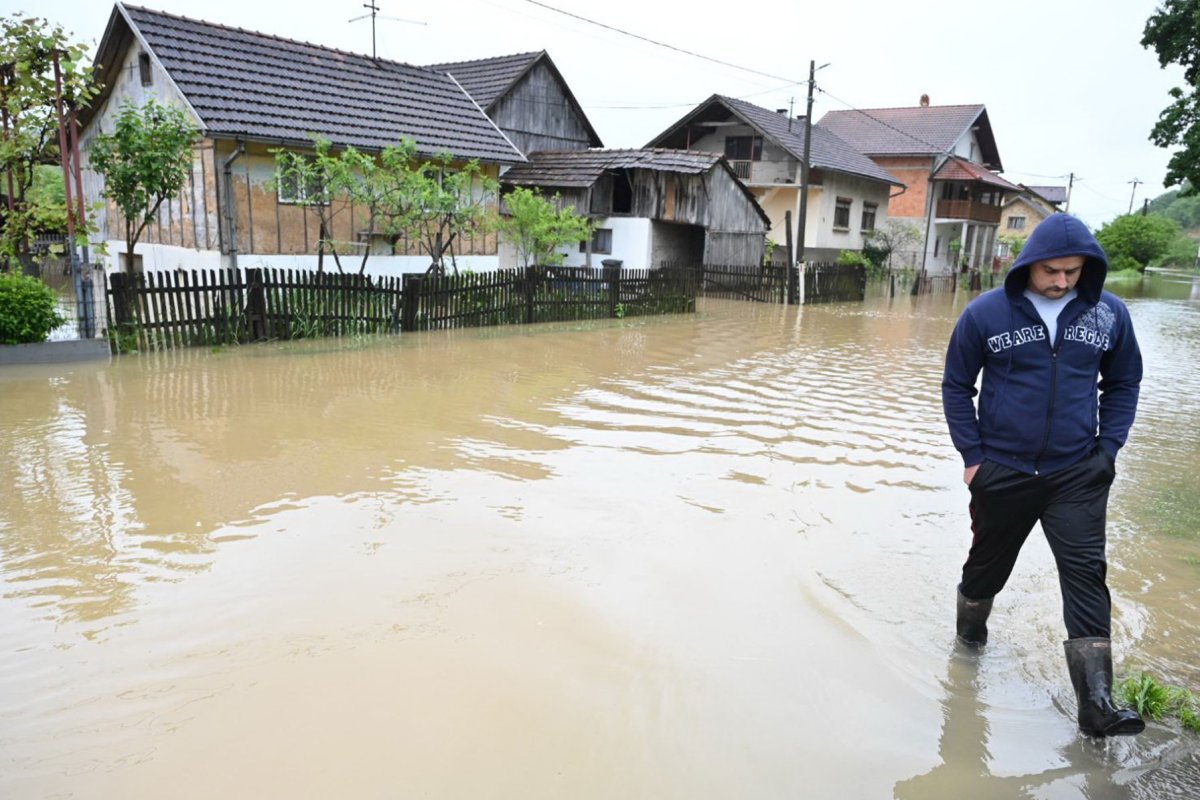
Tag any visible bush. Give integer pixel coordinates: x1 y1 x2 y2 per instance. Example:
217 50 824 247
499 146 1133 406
1108 254 1145 276
1153 234 1200 269
0 272 66 344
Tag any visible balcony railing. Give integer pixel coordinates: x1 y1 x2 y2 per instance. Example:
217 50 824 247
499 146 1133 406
728 160 752 180
936 199 1002 223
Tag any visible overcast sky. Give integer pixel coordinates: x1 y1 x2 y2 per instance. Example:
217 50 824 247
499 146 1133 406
21 0 1186 229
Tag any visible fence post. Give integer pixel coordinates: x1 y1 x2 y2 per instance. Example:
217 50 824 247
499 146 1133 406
110 272 134 329
400 273 422 332
524 265 539 324
604 265 620 317
244 268 267 340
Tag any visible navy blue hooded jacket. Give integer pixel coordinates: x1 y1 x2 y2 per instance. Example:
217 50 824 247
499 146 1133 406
942 214 1142 475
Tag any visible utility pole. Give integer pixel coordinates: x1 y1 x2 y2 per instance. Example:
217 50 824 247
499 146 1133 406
1065 172 1076 214
792 59 815 304
1127 177 1142 214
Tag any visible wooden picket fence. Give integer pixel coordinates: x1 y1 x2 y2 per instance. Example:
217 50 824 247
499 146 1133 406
803 263 867 304
105 265 697 352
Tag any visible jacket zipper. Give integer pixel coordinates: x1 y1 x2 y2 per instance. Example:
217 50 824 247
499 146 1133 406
1034 348 1059 475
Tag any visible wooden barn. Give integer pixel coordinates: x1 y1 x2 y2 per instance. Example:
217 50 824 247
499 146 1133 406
499 149 771 269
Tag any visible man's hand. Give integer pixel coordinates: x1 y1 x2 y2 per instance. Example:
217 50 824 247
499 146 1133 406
964 463 981 486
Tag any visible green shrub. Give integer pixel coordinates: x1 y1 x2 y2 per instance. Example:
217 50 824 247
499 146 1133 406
1108 254 1145 275
836 249 869 267
0 272 66 344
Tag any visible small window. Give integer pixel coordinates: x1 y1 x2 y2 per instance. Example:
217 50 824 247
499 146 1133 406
580 228 612 255
724 136 763 162
1007 216 1026 230
277 159 328 205
934 237 940 257
833 197 852 230
861 202 877 232
138 52 153 87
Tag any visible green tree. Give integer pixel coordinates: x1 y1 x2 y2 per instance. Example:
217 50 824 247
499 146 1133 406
89 100 198 275
1142 1 1200 193
863 219 922 269
496 186 592 269
402 151 498 276
0 14 97 267
271 136 355 274
1095 213 1180 270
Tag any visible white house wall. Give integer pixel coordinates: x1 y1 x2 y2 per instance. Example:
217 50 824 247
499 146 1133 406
809 173 892 251
952 129 983 163
80 41 214 270
556 217 653 269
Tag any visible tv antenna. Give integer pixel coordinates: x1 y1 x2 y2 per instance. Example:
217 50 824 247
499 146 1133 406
349 3 427 60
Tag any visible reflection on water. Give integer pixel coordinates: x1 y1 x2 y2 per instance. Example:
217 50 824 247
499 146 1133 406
1 279 1198 797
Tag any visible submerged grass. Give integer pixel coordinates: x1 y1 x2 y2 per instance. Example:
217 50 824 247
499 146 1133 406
1117 673 1200 733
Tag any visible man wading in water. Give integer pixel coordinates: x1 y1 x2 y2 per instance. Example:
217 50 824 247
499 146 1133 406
942 213 1145 737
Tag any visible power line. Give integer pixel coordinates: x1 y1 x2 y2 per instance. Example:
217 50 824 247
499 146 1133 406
519 0 800 84
588 80 804 110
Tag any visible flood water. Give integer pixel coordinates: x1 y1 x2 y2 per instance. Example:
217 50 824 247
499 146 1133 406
2 273 1198 798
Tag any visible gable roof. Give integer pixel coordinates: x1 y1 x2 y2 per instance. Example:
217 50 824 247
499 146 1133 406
500 148 770 225
425 50 603 148
1026 185 1067 205
932 156 1021 191
87 4 524 163
1003 194 1054 216
817 104 1002 170
645 95 902 187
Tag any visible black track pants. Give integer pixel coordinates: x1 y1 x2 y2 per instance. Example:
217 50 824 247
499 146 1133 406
960 447 1115 639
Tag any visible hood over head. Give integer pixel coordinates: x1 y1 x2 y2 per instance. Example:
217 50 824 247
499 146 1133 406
1005 213 1107 303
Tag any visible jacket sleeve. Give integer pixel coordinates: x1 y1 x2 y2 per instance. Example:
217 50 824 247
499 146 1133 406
1097 303 1142 458
942 309 986 467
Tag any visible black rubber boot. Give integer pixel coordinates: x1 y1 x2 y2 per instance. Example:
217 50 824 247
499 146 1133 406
1063 637 1145 737
956 586 993 647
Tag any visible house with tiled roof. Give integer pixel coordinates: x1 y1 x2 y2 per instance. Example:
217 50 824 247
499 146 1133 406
81 3 526 276
646 95 904 263
426 51 602 156
819 97 1019 274
996 184 1067 259
499 149 770 268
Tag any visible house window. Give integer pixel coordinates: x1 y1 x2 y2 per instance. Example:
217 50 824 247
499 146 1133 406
1007 216 1026 230
580 228 613 255
724 136 763 162
138 52 153 86
861 202 877 232
277 159 328 205
612 169 633 214
934 237 940 257
833 197 852 230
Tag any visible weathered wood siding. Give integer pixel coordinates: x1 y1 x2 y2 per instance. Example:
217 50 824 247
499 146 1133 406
212 142 501 259
490 62 595 155
80 42 219 256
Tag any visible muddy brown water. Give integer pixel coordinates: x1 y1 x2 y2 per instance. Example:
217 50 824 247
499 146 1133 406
2 275 1198 798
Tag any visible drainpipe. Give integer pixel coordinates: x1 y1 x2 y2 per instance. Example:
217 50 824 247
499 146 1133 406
222 138 246 269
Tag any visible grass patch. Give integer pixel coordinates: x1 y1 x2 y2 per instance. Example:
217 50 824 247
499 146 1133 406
1106 269 1144 282
1117 673 1200 733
